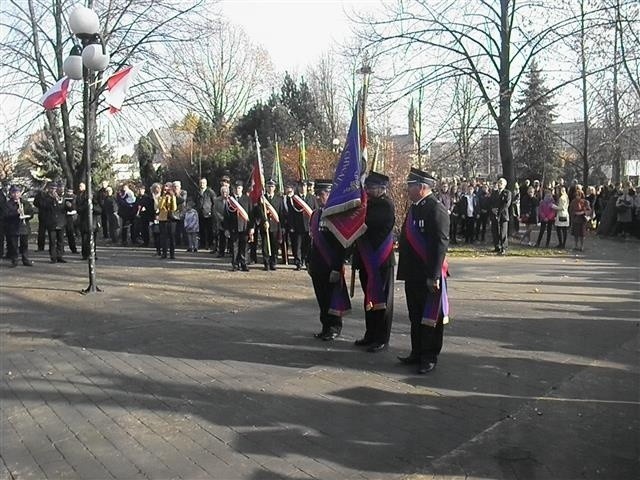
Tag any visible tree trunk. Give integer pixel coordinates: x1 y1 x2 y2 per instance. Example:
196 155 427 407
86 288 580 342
498 0 515 187
612 4 622 183
580 0 589 187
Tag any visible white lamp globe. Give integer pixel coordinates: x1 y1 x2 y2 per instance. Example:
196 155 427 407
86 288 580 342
69 6 100 36
82 44 110 71
63 53 83 80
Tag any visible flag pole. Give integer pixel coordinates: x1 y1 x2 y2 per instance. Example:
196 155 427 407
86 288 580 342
255 131 271 258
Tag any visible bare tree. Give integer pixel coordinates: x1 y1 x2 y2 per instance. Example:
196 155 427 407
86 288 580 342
307 51 346 142
0 0 208 188
359 0 585 186
170 19 275 134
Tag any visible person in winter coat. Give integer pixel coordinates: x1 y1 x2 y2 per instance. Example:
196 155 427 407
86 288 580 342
552 186 570 248
536 189 556 248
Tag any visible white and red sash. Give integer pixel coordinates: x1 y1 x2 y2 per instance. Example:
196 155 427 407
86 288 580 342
292 194 313 217
227 197 249 222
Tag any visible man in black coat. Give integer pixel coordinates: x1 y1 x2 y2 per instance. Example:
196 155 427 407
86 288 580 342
4 185 34 267
41 182 68 263
352 172 396 352
33 186 48 251
195 178 216 251
76 184 99 260
490 177 512 255
397 168 450 374
63 187 78 253
307 180 350 340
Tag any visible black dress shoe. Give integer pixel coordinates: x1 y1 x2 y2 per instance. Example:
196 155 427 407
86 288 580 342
56 258 67 263
295 264 302 271
313 331 328 339
418 361 437 374
354 338 373 347
397 354 420 365
367 343 387 353
241 265 250 272
22 260 33 266
321 331 339 341
50 259 57 264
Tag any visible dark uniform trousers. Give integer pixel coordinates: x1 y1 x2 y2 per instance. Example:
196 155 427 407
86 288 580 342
404 283 444 363
230 231 248 269
358 265 394 344
311 272 343 336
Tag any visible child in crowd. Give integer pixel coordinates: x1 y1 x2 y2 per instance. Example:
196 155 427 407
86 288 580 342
183 200 199 252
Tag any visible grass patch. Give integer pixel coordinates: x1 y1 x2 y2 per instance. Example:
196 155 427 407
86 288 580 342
448 243 569 258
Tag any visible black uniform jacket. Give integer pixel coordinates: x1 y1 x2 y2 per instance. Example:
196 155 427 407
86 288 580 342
353 194 395 270
307 209 345 275
254 194 283 235
5 199 33 236
397 193 449 283
223 194 252 233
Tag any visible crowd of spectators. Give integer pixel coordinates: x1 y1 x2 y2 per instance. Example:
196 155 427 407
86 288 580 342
435 176 640 252
2 174 639 266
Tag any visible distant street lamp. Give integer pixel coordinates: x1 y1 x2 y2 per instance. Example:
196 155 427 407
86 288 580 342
63 5 110 294
332 137 341 153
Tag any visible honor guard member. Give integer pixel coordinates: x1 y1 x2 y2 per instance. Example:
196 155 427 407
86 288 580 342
307 180 351 340
254 179 282 270
490 177 512 255
5 185 34 267
223 180 253 271
353 172 396 352
42 181 68 263
287 180 317 270
397 168 451 374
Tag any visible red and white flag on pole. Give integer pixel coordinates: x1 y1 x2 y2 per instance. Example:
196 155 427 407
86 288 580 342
103 62 142 114
39 76 73 110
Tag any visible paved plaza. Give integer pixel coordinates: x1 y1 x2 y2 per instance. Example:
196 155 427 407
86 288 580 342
1 236 639 479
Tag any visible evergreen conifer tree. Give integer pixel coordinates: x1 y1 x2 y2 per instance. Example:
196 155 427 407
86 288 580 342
512 61 560 184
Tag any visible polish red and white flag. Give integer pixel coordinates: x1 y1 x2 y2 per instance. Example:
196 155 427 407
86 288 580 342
104 63 142 114
39 76 73 110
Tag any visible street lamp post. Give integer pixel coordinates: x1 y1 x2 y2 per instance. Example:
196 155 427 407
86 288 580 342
62 5 109 294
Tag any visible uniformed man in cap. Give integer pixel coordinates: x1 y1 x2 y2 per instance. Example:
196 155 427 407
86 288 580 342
223 180 252 271
307 180 350 340
397 168 450 374
286 179 317 270
353 172 396 352
254 179 283 270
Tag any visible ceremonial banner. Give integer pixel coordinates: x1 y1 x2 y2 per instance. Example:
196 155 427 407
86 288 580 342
249 131 265 204
272 138 284 192
298 130 308 181
321 100 367 247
